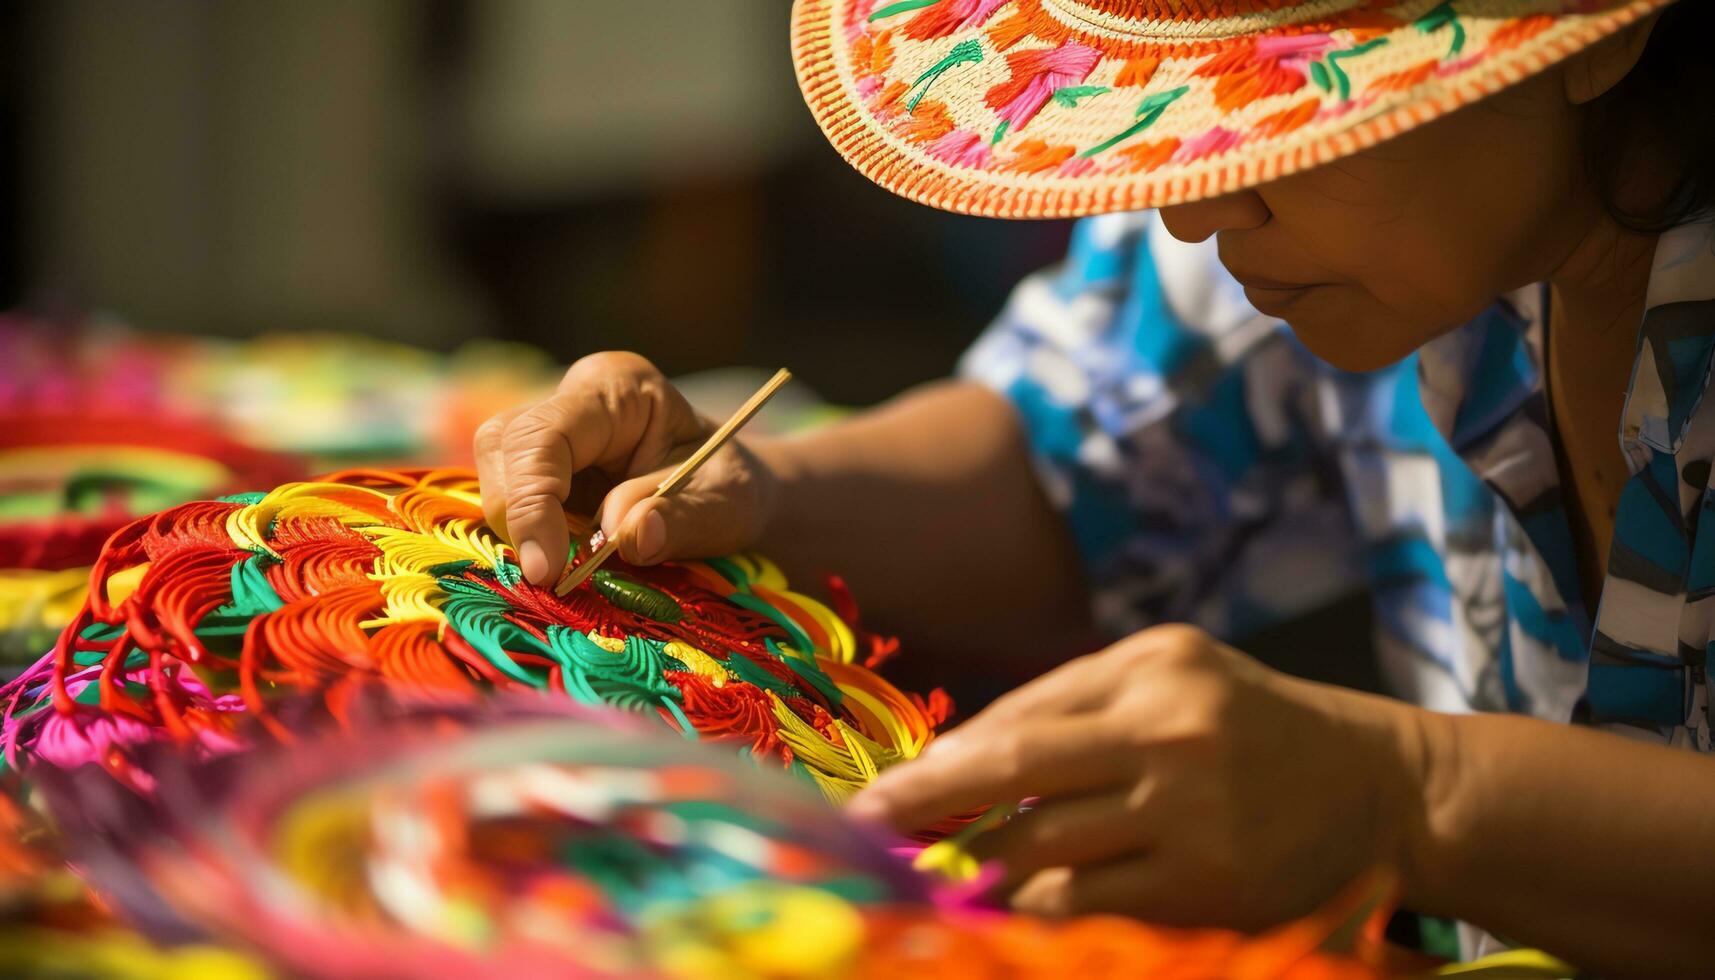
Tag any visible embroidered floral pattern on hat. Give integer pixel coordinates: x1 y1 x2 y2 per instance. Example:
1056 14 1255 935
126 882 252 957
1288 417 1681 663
792 0 1671 217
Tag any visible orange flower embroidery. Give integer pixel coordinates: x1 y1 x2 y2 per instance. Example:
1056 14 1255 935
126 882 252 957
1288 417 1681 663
1114 56 1161 88
986 5 1070 52
1115 137 1181 174
1366 58 1438 94
873 80 912 118
1195 35 1333 113
1252 98 1321 137
1487 14 1553 53
852 29 896 78
986 8 1036 51
898 100 956 143
1002 139 1077 173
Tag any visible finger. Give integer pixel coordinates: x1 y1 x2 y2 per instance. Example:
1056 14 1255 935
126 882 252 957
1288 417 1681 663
970 649 1130 729
474 406 525 538
1012 853 1245 929
497 400 583 585
498 354 697 584
975 627 1208 730
968 790 1149 885
1010 853 1167 919
555 353 705 481
597 454 759 565
846 717 1133 832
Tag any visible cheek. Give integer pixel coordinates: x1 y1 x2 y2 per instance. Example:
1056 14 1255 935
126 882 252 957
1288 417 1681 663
1261 78 1582 340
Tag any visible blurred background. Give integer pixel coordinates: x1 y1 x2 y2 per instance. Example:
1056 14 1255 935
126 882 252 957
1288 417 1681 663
0 0 1074 406
0 0 1374 698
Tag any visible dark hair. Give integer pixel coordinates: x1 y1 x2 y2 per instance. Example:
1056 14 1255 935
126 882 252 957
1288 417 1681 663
1582 1 1715 233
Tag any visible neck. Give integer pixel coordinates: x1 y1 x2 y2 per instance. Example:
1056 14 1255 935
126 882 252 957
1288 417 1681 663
1546 211 1657 345
1540 210 1659 612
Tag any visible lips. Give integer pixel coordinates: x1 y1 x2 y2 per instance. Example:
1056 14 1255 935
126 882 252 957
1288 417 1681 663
1230 271 1320 292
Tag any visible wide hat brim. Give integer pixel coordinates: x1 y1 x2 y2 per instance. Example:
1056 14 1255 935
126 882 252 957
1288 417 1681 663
791 0 1670 218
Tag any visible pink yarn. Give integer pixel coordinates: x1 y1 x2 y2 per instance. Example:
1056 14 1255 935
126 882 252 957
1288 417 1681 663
926 129 993 168
1255 33 1336 72
32 708 157 772
922 0 1009 33
1173 126 1245 164
1057 156 1097 179
989 44 1101 131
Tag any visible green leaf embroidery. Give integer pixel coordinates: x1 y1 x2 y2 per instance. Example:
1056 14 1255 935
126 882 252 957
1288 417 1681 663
1080 84 1189 158
1309 59 1332 92
1052 84 1111 108
906 38 983 112
1414 2 1466 58
1324 37 1388 102
868 0 941 22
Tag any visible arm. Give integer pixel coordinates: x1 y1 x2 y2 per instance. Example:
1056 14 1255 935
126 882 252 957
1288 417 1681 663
850 623 1715 976
754 380 1095 662
474 353 1091 666
1408 710 1715 977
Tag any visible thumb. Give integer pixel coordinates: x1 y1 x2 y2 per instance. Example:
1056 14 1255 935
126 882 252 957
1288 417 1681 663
598 473 754 565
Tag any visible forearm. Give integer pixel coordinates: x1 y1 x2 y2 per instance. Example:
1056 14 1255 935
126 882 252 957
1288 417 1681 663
1406 710 1715 976
751 380 1094 662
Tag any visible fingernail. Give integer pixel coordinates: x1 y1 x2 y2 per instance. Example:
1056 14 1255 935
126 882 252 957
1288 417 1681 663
633 509 667 563
519 540 549 584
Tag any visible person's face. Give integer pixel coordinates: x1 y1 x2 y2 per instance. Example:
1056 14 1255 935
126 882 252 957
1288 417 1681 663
1157 70 1593 372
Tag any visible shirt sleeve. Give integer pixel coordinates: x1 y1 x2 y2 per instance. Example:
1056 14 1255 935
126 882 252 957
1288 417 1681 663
958 211 1362 640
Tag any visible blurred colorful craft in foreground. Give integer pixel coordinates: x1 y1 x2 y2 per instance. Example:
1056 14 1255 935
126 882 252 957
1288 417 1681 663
0 467 947 803
28 697 1398 980
0 465 1408 978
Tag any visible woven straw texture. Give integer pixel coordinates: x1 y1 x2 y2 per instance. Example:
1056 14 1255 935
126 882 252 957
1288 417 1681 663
792 0 1670 217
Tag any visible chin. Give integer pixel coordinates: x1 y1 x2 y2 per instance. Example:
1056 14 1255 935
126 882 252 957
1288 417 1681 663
1281 311 1421 374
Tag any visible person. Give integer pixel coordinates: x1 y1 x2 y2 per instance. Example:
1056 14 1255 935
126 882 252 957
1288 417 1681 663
476 0 1715 972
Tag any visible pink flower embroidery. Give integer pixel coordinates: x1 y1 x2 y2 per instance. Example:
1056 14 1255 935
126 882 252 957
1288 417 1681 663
899 0 1009 40
984 43 1101 135
845 0 885 43
1172 126 1244 164
927 129 993 168
1057 155 1097 179
1195 34 1335 112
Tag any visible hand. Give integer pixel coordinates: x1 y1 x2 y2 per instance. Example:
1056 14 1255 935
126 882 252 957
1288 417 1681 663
848 624 1428 930
475 352 780 585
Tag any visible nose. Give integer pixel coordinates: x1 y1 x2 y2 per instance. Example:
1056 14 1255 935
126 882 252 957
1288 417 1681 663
1157 190 1271 243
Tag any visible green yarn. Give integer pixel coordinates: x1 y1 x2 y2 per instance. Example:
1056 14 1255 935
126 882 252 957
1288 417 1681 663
1081 85 1189 158
867 0 941 22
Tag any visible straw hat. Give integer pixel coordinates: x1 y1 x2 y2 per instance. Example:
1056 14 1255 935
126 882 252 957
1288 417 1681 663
791 0 1671 217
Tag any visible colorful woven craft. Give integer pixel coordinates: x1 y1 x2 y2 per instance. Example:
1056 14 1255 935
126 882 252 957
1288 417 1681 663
790 0 1668 216
26 697 1397 980
0 467 949 804
0 464 1445 977
0 413 304 667
0 414 304 574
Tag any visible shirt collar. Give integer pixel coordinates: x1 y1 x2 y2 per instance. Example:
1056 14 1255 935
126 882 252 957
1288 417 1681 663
1419 217 1715 472
1619 218 1715 461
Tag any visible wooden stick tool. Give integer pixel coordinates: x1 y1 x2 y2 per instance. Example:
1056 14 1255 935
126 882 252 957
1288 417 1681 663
553 367 792 597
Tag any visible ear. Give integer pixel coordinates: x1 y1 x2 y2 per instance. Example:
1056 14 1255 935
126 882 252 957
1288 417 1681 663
1564 12 1660 105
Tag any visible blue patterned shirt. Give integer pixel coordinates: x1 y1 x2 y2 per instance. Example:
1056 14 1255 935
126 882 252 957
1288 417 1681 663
962 212 1715 751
